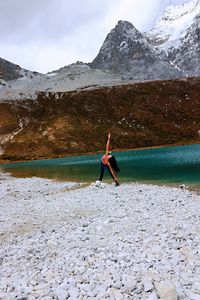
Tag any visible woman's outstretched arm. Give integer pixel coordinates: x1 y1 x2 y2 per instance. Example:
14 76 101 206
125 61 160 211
106 132 111 154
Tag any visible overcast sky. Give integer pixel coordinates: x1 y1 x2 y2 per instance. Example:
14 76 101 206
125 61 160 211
0 0 190 73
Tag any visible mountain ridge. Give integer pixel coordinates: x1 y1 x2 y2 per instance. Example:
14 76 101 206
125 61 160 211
1 0 200 100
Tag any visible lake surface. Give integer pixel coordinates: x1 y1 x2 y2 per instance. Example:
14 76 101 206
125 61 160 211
1 144 200 187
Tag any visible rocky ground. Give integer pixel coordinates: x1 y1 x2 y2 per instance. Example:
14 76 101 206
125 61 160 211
1 174 200 299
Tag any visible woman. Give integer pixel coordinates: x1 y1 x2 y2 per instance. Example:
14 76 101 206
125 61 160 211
98 132 120 186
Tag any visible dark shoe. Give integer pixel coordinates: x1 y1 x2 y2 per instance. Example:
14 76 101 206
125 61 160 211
115 182 119 187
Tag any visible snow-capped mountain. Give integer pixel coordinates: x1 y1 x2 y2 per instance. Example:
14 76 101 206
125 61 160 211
148 0 200 50
1 0 200 100
148 0 200 76
90 20 181 80
167 14 200 76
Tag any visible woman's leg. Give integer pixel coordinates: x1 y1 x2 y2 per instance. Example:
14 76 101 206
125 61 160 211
99 162 105 181
107 164 119 186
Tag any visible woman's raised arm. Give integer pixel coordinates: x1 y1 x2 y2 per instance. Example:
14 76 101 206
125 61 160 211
106 132 111 154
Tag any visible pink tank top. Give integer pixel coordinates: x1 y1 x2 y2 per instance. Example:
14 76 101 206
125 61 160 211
101 154 112 165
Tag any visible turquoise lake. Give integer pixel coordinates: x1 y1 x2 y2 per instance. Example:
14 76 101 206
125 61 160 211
1 144 200 187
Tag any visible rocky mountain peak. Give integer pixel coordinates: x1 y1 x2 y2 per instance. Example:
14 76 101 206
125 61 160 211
98 20 144 55
0 58 23 81
115 20 135 29
112 20 141 35
90 19 181 80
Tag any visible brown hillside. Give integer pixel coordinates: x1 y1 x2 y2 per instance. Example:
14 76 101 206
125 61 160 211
0 78 200 161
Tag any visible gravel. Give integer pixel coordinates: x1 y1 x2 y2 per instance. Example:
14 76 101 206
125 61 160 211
1 175 200 299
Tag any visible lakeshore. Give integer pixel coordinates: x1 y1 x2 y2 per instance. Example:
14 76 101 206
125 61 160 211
1 174 200 299
1 144 200 188
0 140 200 165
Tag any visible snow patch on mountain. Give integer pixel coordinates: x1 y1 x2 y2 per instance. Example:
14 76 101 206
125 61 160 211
148 0 200 50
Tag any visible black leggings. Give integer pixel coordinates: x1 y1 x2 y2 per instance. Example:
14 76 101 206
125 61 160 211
99 162 114 181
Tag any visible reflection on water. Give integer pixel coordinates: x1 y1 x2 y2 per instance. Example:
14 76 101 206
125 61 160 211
1 144 200 186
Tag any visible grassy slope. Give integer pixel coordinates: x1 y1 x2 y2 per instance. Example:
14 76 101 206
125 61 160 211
0 78 200 161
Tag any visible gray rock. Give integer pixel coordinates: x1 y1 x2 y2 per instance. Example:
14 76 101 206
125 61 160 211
68 287 79 299
143 278 154 292
192 281 200 293
55 287 69 300
147 293 159 300
155 282 177 300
